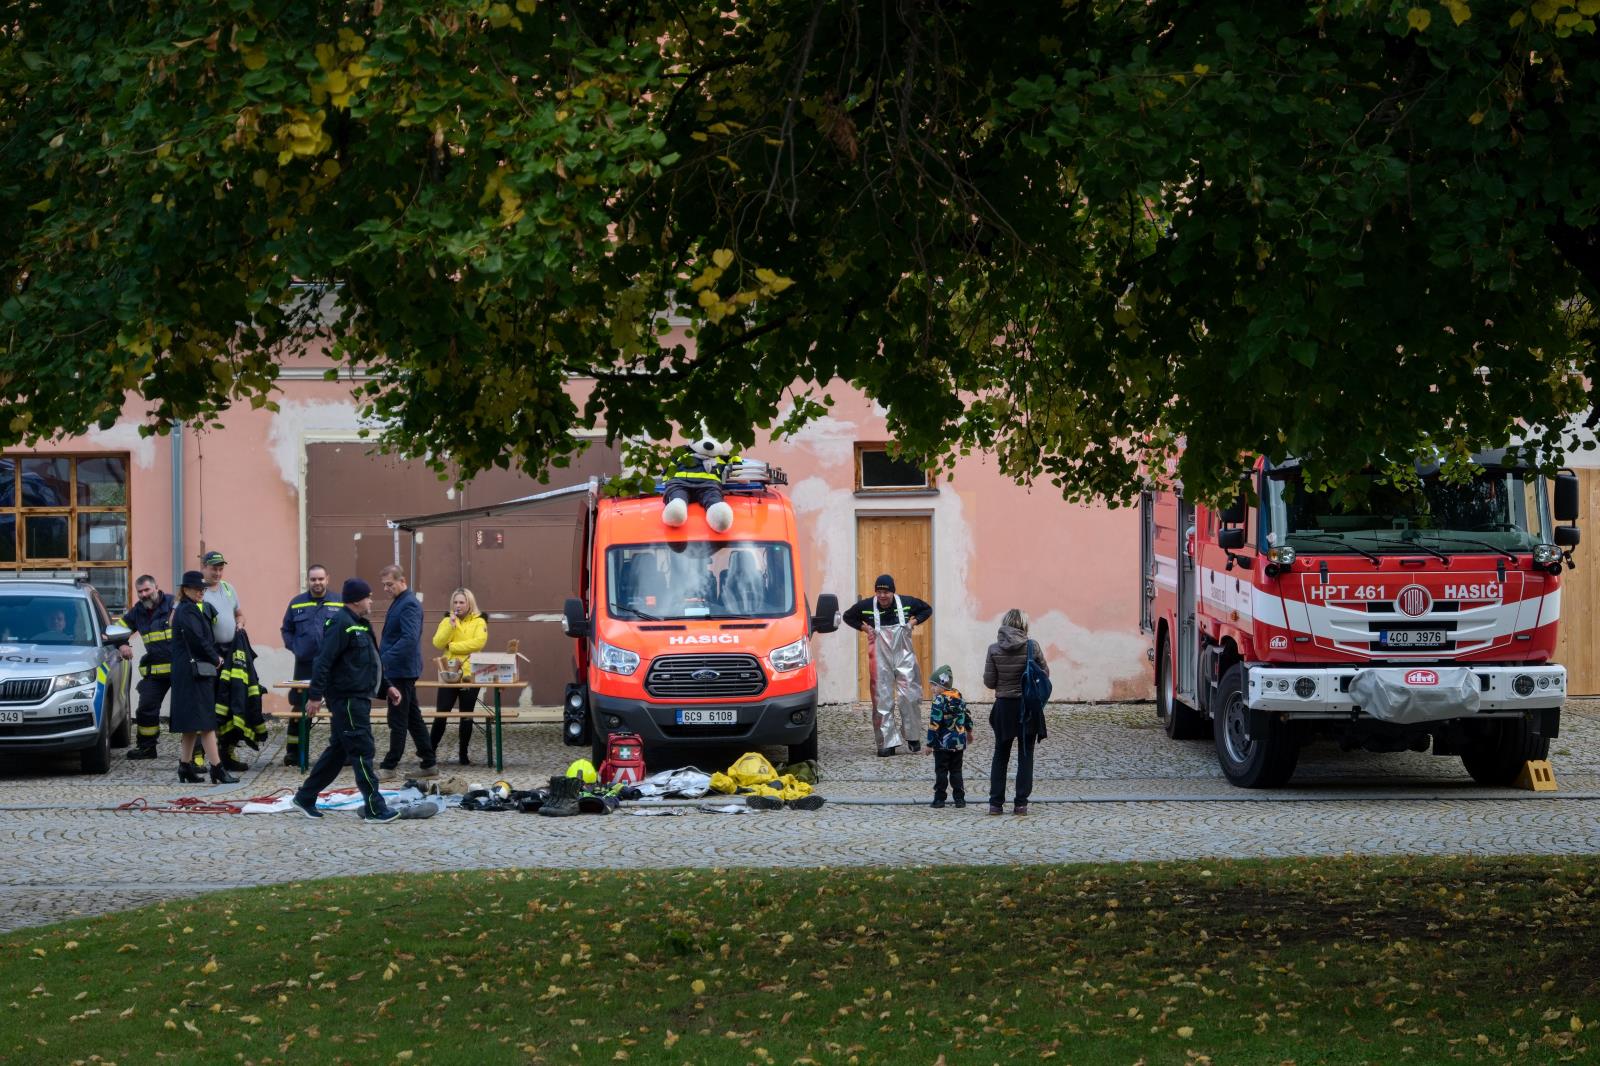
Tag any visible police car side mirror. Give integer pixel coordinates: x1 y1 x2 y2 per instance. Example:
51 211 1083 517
562 597 591 638
811 593 839 635
103 624 134 646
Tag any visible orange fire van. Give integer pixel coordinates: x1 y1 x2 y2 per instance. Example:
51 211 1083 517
561 466 839 764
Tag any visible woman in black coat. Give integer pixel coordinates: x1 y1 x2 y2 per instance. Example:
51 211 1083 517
170 570 236 784
983 608 1049 816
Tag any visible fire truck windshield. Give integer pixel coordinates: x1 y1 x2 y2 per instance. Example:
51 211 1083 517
606 541 796 620
1265 468 1552 556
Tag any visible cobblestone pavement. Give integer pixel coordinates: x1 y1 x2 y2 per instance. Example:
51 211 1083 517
3 699 1600 931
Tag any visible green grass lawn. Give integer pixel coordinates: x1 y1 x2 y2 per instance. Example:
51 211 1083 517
5 857 1600 1065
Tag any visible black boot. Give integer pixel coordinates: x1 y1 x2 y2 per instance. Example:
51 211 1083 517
209 763 239 784
178 760 203 783
284 748 300 767
126 745 158 761
537 775 581 817
220 745 250 773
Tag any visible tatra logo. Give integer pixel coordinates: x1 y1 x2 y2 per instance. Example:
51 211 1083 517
1396 584 1432 617
1405 669 1439 685
667 634 741 645
1269 635 1289 650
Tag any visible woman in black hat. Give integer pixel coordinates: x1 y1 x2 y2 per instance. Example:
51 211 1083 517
171 570 237 783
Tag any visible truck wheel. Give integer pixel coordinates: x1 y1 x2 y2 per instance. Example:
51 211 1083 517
1157 631 1207 740
788 723 819 765
80 725 111 775
1460 716 1550 786
1213 664 1298 788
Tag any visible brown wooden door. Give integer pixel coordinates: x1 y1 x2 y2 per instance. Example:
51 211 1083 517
855 515 934 700
1552 469 1598 695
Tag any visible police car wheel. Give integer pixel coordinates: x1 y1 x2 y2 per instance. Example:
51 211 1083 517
80 724 112 775
109 706 132 748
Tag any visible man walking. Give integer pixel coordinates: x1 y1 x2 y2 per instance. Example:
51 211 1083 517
289 578 403 823
199 550 249 771
117 574 177 761
842 573 933 757
376 565 436 777
279 563 342 767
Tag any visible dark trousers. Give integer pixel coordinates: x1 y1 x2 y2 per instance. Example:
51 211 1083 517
988 696 1036 808
293 696 389 819
133 674 170 749
380 678 435 768
286 656 315 755
932 748 965 803
429 686 481 761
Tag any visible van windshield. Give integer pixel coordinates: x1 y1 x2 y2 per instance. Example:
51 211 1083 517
606 542 796 621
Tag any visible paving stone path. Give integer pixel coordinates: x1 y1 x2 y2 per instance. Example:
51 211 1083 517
3 699 1599 931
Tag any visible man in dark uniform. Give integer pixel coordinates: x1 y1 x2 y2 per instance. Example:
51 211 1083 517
289 578 403 823
279 563 342 767
117 574 177 761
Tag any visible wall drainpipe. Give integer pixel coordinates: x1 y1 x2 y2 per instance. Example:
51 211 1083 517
171 421 185 588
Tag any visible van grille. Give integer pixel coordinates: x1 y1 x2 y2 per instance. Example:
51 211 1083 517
0 712 92 737
0 678 52 704
645 654 767 700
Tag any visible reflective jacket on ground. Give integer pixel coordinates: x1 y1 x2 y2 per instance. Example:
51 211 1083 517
307 606 387 702
117 592 177 675
280 592 342 662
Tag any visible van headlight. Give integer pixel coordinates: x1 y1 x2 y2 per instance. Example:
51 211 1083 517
52 669 97 692
768 637 811 673
596 641 640 676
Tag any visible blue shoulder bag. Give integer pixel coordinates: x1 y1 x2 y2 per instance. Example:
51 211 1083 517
1020 639 1052 726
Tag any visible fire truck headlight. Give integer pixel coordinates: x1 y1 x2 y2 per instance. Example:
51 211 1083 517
1268 546 1297 566
596 641 640 676
1537 675 1551 690
1294 677 1316 699
1533 544 1562 567
1513 674 1535 697
1276 678 1290 692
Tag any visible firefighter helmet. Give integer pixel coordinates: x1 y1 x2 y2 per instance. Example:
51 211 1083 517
565 758 598 783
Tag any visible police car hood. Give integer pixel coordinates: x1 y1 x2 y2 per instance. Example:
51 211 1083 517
0 643 100 675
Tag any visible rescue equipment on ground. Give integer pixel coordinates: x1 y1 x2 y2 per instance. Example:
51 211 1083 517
599 731 646 785
565 758 598 783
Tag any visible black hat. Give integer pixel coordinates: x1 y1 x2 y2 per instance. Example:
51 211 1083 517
874 573 896 593
200 550 226 566
342 577 372 603
179 570 206 591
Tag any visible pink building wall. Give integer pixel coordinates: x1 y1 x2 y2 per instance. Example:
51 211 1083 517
21 368 1153 705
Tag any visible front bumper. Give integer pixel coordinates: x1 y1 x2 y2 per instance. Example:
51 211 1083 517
589 689 817 747
1248 664 1566 715
0 681 104 753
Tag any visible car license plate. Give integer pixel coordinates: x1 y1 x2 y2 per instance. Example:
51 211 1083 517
58 703 91 716
0 711 18 725
1382 630 1447 647
675 709 737 725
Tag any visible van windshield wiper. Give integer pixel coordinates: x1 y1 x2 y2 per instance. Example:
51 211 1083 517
1423 534 1519 562
611 604 663 621
1288 533 1382 565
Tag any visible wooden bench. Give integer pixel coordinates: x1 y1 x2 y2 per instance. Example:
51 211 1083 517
268 683 525 772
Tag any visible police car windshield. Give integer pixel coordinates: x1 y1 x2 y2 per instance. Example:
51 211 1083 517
0 594 97 646
606 541 796 621
1266 469 1549 554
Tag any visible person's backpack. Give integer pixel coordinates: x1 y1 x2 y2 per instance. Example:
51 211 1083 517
1020 639 1052 725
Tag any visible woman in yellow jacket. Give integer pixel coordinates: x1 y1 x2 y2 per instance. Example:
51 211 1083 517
429 587 489 765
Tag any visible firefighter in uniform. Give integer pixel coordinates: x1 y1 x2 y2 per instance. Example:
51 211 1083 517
117 574 177 761
217 609 269 756
280 564 342 767
199 550 249 772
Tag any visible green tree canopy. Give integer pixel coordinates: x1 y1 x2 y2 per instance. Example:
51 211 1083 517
3 0 1597 501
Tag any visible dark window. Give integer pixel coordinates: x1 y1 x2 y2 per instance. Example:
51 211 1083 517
855 444 932 493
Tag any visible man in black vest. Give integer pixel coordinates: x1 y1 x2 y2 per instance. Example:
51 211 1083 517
117 574 178 760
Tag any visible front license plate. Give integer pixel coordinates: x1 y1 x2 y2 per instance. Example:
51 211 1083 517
1382 630 1448 647
0 711 19 725
58 703 91 716
675 709 737 725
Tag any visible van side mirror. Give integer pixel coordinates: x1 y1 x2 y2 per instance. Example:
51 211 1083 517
1218 528 1247 550
1555 525 1581 548
811 593 839 635
1555 472 1580 524
561 597 590 638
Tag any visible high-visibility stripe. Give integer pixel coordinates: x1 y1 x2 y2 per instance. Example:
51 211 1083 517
140 663 172 676
672 469 722 480
142 629 173 643
137 725 161 737
290 601 344 609
345 625 368 634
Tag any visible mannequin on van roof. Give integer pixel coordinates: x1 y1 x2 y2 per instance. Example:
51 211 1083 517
662 431 741 533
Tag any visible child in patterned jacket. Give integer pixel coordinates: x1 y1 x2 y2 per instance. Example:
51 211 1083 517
926 664 972 808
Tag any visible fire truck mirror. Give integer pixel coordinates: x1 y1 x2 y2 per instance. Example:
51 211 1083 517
1218 528 1247 551
1218 499 1246 525
1555 525 1581 548
1555 473 1580 524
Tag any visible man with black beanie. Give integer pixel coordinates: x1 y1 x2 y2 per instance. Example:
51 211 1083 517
842 573 933 756
289 578 404 823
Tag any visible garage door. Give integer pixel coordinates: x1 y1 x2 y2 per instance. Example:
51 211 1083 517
305 440 621 705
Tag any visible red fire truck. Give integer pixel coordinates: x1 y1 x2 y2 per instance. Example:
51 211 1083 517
1139 452 1581 788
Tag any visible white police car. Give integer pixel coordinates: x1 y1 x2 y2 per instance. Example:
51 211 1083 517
0 578 134 774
